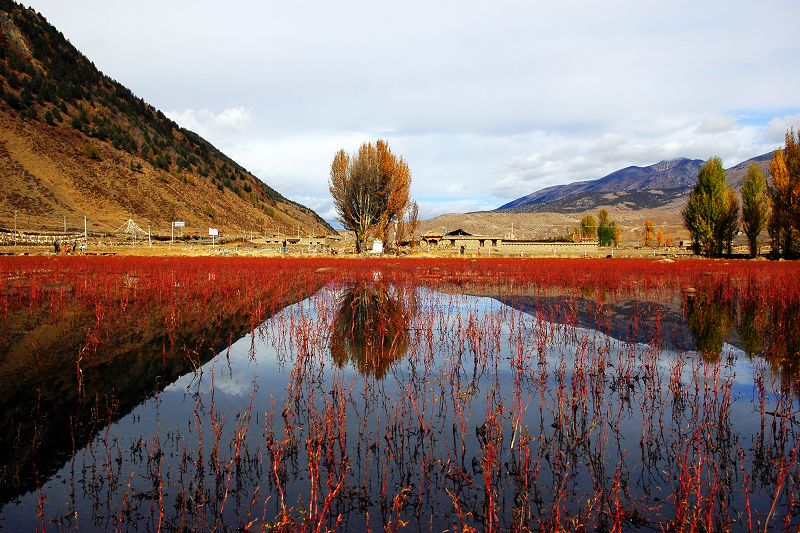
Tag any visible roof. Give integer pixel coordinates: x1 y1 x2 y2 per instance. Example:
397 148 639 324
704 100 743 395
445 229 473 237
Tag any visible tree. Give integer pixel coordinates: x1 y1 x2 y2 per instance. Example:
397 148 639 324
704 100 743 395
329 140 412 253
741 163 770 257
643 219 655 247
768 148 791 256
597 209 617 247
682 157 735 256
656 230 664 248
395 200 419 246
717 188 739 255
767 129 800 258
786 128 800 232
579 214 597 240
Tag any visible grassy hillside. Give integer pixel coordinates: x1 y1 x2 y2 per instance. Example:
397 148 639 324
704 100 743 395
0 1 333 236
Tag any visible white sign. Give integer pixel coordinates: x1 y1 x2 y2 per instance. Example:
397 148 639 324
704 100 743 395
208 228 219 236
371 239 383 254
173 221 185 228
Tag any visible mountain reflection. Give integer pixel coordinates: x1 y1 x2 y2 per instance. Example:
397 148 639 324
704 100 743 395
0 277 325 506
454 282 800 395
330 283 414 379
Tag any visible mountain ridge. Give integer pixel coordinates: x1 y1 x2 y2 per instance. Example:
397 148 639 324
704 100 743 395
496 153 772 214
0 1 333 235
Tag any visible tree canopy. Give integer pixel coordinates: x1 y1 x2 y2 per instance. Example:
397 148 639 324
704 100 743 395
579 214 597 240
329 140 412 252
767 129 800 258
741 163 770 257
597 209 617 247
682 157 738 256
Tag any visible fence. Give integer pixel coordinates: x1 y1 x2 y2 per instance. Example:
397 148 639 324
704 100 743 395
0 231 86 245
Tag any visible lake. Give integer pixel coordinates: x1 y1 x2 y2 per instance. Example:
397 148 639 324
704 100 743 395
0 257 798 531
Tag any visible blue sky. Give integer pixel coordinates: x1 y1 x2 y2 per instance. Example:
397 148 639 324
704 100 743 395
24 0 800 224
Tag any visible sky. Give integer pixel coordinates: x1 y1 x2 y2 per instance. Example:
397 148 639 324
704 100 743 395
23 0 800 224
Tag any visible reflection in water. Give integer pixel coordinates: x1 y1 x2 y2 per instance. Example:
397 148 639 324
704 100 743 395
684 285 800 394
757 299 800 395
330 283 414 378
0 259 329 506
738 298 764 357
2 259 800 530
685 287 733 362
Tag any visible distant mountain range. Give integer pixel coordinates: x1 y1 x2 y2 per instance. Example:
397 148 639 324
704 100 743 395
0 1 332 235
496 152 773 214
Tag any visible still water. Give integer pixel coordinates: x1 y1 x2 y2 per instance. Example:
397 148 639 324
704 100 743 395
0 260 798 531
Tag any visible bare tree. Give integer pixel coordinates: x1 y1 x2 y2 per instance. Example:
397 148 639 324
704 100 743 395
395 200 419 247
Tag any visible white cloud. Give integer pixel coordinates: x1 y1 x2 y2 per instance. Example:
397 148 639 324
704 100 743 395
28 0 800 217
764 114 800 144
165 106 253 139
492 115 776 199
418 198 499 219
695 115 736 134
163 108 213 137
214 106 252 132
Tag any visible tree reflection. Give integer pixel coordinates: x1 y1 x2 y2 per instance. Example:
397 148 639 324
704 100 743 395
689 287 800 395
330 283 414 379
685 288 732 362
738 299 764 357
759 301 800 395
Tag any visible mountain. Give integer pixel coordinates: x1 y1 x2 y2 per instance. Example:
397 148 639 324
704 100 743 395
723 151 773 189
496 153 772 214
0 1 333 236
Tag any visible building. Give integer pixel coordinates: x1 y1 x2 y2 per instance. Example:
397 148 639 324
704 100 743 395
421 229 598 255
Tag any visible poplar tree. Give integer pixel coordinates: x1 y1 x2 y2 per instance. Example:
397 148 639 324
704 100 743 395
643 219 655 247
329 140 412 252
741 163 770 257
597 208 617 247
579 214 597 240
682 157 735 256
767 129 800 258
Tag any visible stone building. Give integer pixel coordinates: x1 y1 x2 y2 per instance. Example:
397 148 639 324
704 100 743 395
421 229 598 255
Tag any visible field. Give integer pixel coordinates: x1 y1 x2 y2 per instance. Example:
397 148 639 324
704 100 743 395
0 257 799 531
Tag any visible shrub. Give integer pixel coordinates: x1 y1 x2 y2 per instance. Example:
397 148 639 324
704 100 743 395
82 143 100 160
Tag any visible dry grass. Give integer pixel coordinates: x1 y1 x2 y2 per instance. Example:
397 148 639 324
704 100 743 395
0 109 330 237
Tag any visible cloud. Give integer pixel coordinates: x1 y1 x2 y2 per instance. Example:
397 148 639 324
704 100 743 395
764 114 800 144
33 0 800 218
165 106 253 139
695 115 736 134
417 198 500 219
214 106 252 131
293 195 338 223
492 116 776 199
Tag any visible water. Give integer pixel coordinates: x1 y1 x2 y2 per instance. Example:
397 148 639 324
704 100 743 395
0 258 798 531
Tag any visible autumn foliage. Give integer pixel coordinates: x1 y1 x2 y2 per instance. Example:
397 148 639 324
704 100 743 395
329 140 412 252
768 129 800 257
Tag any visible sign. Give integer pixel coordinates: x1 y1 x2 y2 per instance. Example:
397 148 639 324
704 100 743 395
208 228 219 236
173 221 186 228
371 239 383 254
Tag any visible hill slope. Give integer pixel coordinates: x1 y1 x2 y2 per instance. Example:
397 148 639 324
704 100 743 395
0 1 333 236
497 154 772 214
